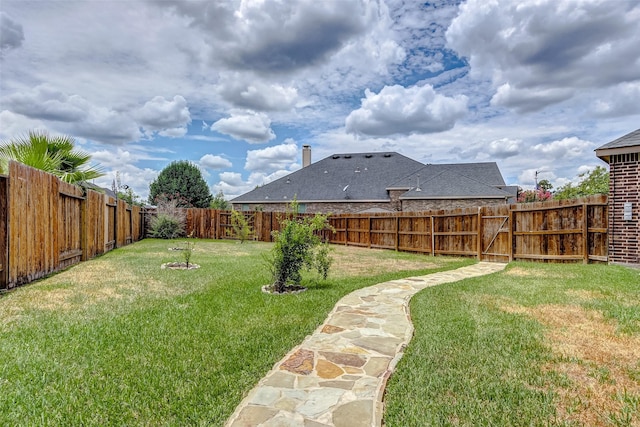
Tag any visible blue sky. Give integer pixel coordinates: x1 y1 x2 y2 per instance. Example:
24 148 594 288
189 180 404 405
1 0 639 202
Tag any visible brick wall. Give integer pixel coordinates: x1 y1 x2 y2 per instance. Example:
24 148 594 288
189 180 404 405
608 153 640 265
234 201 395 214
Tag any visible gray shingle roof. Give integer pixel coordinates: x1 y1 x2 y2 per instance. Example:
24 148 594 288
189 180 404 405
231 152 511 204
400 168 512 199
389 162 506 190
596 128 640 150
231 152 425 203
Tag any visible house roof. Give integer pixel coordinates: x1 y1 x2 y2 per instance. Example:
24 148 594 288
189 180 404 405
231 152 511 204
595 128 640 163
389 162 506 190
399 168 513 199
231 152 425 203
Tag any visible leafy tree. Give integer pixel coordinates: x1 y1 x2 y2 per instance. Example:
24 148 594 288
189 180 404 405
117 188 144 206
265 200 333 293
149 160 212 208
210 190 230 210
537 179 553 192
113 171 144 206
0 130 103 184
554 166 609 200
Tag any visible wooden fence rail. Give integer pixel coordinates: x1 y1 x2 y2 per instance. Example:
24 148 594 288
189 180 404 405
0 162 144 290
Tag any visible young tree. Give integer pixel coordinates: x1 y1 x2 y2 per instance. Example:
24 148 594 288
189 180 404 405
554 166 609 200
149 160 212 207
0 130 103 184
265 200 333 293
227 210 253 243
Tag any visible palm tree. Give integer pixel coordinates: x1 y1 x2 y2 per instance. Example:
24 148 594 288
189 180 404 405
0 130 104 184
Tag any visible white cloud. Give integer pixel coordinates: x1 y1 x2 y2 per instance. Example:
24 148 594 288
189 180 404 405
4 84 89 122
245 143 299 172
136 95 191 136
217 74 299 112
490 84 573 113
214 169 295 199
592 82 640 117
211 110 276 143
446 0 640 112
530 137 594 160
2 84 142 144
0 110 45 139
200 154 232 170
460 138 524 160
345 84 468 137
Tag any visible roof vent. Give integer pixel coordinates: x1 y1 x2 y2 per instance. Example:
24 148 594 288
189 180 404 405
383 153 392 158
355 167 361 173
332 155 340 159
324 170 328 173
344 155 352 159
365 154 373 158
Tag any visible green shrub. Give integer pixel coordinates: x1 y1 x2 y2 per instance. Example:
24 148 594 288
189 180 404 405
149 199 185 239
150 214 184 239
266 201 333 293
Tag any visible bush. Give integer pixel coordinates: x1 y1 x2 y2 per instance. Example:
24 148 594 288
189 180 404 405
266 201 333 293
149 199 185 239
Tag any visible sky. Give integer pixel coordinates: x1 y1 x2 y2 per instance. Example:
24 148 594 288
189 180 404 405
1 0 639 202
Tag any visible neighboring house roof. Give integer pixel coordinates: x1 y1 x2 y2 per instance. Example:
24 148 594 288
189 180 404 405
399 168 513 199
231 152 512 204
232 152 425 203
596 128 640 163
389 162 506 190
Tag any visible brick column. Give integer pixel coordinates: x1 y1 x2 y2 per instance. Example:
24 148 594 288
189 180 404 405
608 153 640 265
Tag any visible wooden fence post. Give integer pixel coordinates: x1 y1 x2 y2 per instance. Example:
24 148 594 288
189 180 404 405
81 191 88 261
430 215 435 256
477 206 483 260
582 203 589 264
509 207 515 262
0 176 7 289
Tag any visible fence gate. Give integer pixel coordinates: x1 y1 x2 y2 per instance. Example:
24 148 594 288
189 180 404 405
480 205 511 262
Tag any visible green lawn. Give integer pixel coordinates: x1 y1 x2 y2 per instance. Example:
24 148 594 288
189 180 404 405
0 239 471 426
383 262 640 427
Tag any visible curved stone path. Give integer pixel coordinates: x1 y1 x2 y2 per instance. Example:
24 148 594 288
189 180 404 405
225 262 507 427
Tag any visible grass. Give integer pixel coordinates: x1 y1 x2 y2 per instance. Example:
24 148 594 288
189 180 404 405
383 262 640 427
0 239 472 426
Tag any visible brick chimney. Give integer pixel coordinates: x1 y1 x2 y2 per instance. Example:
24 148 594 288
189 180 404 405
302 145 311 167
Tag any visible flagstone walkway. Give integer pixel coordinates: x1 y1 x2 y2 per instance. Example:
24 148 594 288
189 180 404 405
225 262 507 427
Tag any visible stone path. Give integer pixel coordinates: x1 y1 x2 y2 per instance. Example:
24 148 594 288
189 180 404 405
225 262 507 427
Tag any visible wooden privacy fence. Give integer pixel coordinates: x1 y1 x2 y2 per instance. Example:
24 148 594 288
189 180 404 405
2 161 607 292
182 194 608 264
0 162 145 290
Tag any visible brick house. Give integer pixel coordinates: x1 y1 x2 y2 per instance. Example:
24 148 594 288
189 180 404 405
596 128 640 266
231 147 516 213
